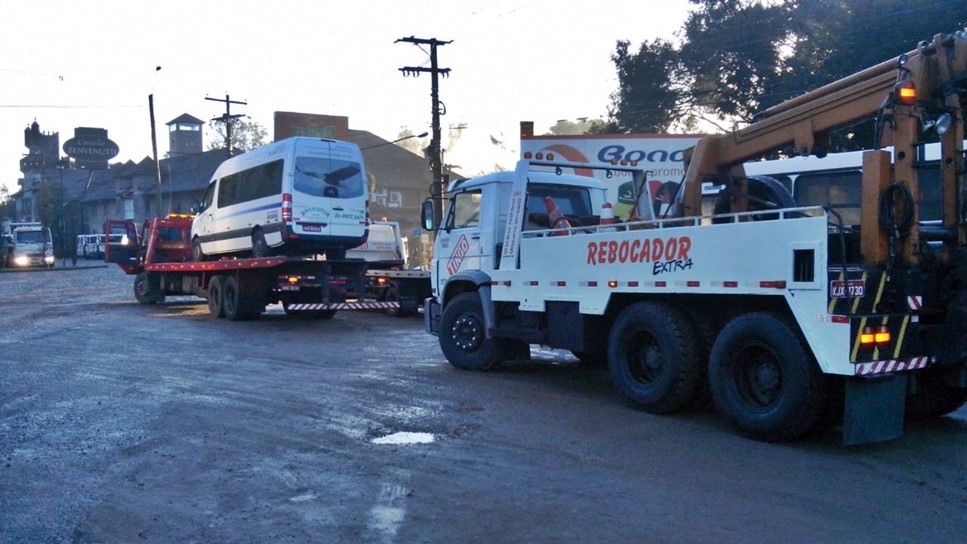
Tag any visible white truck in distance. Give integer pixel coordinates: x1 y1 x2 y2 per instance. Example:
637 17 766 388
2 221 54 268
347 220 430 317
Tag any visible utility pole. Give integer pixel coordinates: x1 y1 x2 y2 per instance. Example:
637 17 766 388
396 36 451 225
148 94 163 214
206 94 247 157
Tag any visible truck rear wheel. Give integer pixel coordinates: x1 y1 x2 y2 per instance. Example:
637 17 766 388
905 369 967 421
222 276 262 321
440 292 501 371
207 275 225 318
608 302 702 414
134 271 165 305
709 312 827 441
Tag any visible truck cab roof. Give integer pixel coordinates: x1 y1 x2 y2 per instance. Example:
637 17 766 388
448 169 606 193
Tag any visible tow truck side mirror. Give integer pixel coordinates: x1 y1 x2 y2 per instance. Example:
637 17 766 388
421 200 437 231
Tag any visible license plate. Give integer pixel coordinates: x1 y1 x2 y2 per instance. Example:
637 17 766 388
830 279 865 298
302 224 322 233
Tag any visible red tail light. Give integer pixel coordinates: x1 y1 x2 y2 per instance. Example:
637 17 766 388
282 193 293 223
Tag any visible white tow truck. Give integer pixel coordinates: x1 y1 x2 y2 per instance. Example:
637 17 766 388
422 32 967 444
347 220 431 316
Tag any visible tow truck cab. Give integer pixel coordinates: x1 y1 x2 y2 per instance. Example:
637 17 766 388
424 167 609 310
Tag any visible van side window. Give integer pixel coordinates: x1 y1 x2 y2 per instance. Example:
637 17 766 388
200 181 216 211
294 157 364 199
216 159 283 208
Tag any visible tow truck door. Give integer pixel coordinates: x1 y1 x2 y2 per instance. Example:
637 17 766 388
103 219 141 273
435 188 487 287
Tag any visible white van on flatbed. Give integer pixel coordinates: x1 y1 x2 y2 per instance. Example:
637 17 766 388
191 137 369 261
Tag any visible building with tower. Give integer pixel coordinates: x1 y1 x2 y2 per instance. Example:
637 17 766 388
166 114 204 157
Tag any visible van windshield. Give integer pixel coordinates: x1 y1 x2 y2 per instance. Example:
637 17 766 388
16 230 44 244
294 157 364 199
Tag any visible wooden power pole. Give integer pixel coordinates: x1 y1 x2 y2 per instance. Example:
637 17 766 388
396 36 451 224
206 94 247 157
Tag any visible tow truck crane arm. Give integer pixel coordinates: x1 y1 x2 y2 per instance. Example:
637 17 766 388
681 31 967 266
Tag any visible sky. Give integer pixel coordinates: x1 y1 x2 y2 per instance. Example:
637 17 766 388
0 0 694 195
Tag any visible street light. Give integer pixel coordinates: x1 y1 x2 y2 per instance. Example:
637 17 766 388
361 132 428 150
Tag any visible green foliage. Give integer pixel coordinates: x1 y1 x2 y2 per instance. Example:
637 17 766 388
0 185 14 220
34 181 60 230
605 39 685 133
549 119 606 135
605 0 967 150
206 118 268 153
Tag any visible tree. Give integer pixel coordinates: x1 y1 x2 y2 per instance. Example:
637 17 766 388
604 39 686 133
605 0 967 150
206 118 268 154
550 119 606 135
0 185 14 220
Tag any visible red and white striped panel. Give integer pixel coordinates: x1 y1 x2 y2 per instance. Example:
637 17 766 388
854 356 928 376
286 302 398 311
907 296 922 310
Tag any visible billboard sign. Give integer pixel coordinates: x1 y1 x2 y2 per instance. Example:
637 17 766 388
520 134 705 219
63 135 119 163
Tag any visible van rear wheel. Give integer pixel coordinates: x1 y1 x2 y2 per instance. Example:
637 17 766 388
252 228 273 258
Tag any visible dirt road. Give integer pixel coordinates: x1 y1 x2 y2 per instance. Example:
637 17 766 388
2 265 965 543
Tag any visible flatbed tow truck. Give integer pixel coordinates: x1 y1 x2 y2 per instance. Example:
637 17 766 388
104 214 424 320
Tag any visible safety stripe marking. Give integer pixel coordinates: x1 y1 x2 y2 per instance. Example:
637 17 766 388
907 296 922 310
286 302 399 310
854 356 929 376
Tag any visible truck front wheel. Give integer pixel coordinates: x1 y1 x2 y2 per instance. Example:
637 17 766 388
609 302 702 414
208 275 225 318
905 369 967 421
709 312 827 442
440 292 500 371
134 271 165 305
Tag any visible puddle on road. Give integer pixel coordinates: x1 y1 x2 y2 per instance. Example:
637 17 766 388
371 432 435 445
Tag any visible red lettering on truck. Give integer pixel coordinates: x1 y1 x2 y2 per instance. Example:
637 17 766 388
447 234 471 275
586 236 691 265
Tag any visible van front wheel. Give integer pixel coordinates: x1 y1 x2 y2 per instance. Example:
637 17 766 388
192 239 207 262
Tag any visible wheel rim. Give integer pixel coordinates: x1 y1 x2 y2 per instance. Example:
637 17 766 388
224 282 237 315
733 344 782 409
253 230 268 257
136 276 150 299
450 314 484 353
625 329 662 384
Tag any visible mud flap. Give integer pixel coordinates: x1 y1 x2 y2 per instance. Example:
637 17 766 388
842 374 907 446
423 298 441 335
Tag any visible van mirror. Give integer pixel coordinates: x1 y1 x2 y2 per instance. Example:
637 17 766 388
421 200 437 231
190 199 202 213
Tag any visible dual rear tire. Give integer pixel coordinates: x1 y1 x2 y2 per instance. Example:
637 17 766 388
608 305 827 441
207 274 264 320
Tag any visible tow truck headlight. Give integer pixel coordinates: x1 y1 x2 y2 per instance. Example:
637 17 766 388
13 255 28 267
44 254 55 265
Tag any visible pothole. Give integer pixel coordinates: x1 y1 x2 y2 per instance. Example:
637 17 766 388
371 432 435 445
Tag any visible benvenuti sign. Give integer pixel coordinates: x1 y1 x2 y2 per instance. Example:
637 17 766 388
63 135 120 162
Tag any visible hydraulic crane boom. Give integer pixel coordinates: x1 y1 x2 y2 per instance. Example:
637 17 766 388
682 31 967 266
